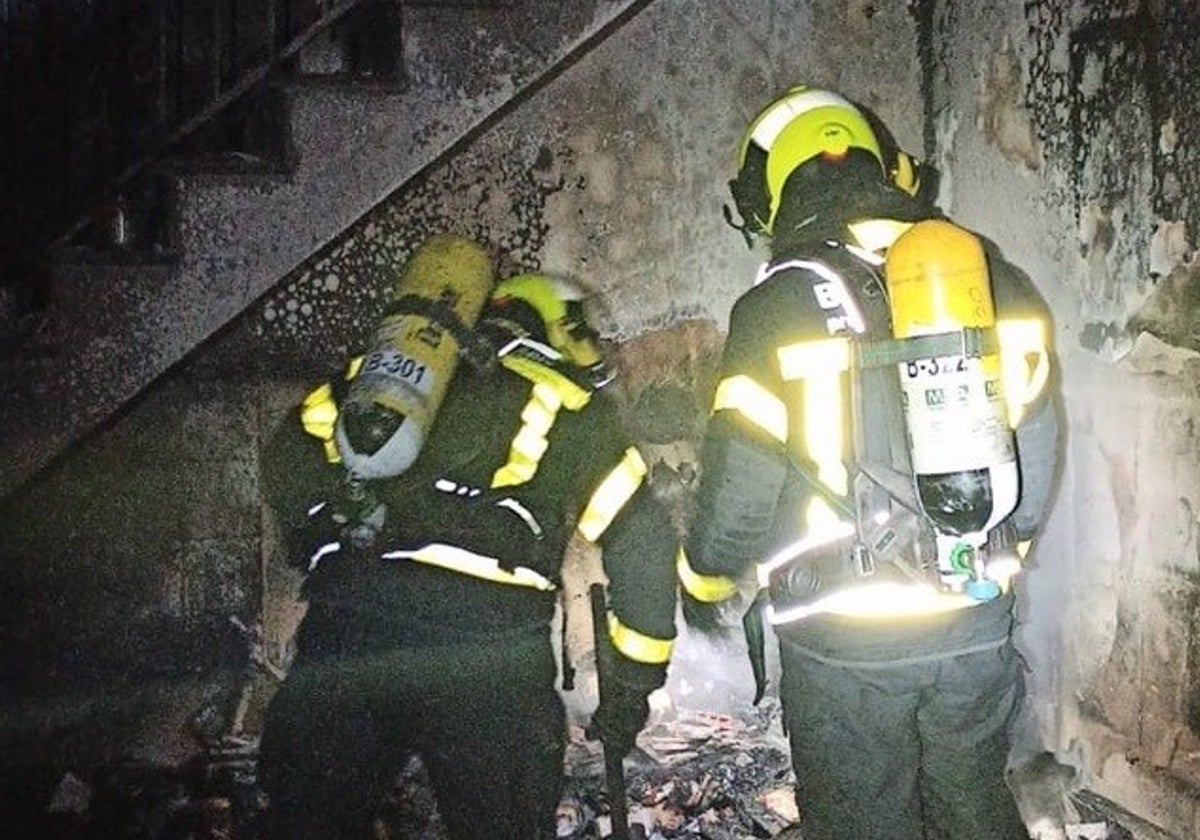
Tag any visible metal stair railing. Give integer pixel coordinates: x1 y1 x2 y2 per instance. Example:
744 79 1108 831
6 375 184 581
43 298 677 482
0 0 376 295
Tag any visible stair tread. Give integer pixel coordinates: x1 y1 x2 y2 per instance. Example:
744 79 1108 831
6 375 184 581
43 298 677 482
286 72 409 94
159 151 295 180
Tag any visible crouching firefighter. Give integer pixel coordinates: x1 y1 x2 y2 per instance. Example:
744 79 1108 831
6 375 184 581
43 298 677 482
258 234 678 840
678 88 1062 840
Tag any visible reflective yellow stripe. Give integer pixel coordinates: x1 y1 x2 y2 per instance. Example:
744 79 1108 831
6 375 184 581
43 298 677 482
301 383 338 438
767 582 976 623
805 498 851 540
608 612 674 665
676 546 739 603
804 372 848 495
490 356 595 489
320 439 341 464
778 339 850 497
756 518 857 586
776 337 852 380
300 382 342 463
299 357 364 465
499 355 591 410
577 447 648 542
380 543 556 591
711 375 788 443
996 318 1050 427
492 383 562 488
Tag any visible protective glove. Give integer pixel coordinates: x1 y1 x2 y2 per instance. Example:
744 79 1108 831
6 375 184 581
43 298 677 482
586 641 665 760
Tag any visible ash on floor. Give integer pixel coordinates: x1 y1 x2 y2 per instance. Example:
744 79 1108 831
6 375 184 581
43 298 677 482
36 700 1161 840
555 700 798 840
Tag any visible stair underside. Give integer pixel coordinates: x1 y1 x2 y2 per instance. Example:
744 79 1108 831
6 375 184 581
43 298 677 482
0 0 648 500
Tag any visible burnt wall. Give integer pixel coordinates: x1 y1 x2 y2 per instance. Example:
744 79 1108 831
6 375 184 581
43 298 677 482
930 1 1200 834
1 1 926 820
33 0 1200 833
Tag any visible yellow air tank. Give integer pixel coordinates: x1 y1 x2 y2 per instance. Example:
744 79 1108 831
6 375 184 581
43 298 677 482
885 220 1017 592
336 234 494 479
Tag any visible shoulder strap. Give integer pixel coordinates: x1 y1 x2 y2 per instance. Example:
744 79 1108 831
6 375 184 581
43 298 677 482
839 259 938 582
386 293 500 372
496 342 594 411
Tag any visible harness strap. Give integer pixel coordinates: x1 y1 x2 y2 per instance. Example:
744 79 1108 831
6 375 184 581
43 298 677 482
855 327 1000 369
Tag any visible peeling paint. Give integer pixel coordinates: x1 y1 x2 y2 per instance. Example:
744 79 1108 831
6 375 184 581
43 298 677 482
1119 332 1200 378
979 40 1042 171
1148 221 1190 280
1129 259 1200 354
932 104 959 211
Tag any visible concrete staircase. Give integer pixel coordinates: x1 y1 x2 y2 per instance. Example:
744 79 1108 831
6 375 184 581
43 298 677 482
0 0 652 501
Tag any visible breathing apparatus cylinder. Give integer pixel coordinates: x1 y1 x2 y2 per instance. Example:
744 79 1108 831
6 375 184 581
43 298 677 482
884 220 1017 595
335 234 494 480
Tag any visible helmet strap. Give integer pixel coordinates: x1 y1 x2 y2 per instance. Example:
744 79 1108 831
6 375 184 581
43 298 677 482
722 202 757 249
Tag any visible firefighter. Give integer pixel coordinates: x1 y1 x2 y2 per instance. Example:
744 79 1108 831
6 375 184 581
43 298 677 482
679 88 1062 839
257 236 677 840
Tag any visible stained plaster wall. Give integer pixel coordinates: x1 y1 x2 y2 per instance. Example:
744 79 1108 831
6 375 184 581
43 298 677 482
243 0 927 721
12 0 1200 833
929 1 1200 835
1 0 925 786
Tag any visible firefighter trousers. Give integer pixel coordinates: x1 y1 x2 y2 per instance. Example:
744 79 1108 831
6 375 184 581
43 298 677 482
776 598 1028 840
258 604 564 840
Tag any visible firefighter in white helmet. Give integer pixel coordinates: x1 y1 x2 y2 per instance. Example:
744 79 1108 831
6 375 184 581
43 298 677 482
258 235 676 840
679 87 1062 839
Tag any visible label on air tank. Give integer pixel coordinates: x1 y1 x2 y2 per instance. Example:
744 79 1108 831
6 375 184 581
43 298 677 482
359 349 435 397
899 353 1014 474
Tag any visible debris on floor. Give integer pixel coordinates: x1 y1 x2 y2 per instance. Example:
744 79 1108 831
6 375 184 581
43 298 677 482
556 699 798 839
32 701 797 839
1068 788 1173 840
30 697 1159 839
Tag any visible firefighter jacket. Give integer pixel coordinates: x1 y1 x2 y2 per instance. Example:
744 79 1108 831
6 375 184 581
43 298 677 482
679 194 1059 633
264 347 678 671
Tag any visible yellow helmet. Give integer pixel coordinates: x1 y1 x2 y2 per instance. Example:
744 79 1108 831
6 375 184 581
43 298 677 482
487 273 605 371
729 86 921 238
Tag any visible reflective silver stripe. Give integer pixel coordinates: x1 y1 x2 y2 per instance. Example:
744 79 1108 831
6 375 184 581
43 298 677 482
749 89 856 150
766 582 977 624
754 258 865 334
496 496 545 538
434 478 483 498
756 521 857 587
497 335 562 361
434 478 544 538
308 541 341 573
381 543 556 591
